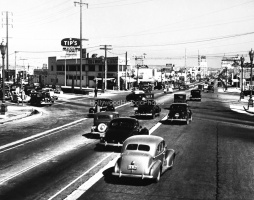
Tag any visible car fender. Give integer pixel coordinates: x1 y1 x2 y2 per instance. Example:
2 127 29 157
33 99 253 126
165 149 175 167
149 160 162 177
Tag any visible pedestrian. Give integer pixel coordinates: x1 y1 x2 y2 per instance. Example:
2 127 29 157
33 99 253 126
94 87 98 97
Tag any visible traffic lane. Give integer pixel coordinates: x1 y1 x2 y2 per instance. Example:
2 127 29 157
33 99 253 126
0 98 171 199
189 92 254 127
78 114 218 200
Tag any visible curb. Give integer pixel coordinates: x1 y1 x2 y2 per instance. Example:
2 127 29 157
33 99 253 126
0 109 42 125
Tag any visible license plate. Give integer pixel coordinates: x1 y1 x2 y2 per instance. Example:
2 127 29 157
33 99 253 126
128 165 137 170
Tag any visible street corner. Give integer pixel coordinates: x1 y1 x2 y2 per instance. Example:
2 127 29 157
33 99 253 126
0 105 43 124
230 103 254 116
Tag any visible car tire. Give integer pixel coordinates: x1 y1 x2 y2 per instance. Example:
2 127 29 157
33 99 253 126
155 169 161 183
186 118 189 125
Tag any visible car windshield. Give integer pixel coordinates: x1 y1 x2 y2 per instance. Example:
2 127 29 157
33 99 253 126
170 104 187 111
97 115 111 120
110 120 135 129
126 144 150 152
95 99 112 106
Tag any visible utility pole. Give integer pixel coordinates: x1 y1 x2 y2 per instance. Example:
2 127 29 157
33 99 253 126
100 45 112 92
125 51 127 90
2 11 13 81
74 0 88 90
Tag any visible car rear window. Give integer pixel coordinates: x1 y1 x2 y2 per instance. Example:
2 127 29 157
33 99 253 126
126 144 150 152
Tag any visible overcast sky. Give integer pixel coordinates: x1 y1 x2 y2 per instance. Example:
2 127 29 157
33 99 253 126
1 0 254 69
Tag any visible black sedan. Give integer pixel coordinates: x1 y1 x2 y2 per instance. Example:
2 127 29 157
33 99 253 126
167 103 192 124
99 117 149 147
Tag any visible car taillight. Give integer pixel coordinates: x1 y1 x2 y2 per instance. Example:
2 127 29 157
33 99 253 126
175 113 179 118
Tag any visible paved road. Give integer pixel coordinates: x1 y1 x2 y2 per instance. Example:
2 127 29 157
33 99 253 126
1 86 254 200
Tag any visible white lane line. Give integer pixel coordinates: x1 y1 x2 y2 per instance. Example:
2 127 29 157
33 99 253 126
0 118 87 151
48 153 114 200
61 115 168 200
64 156 119 200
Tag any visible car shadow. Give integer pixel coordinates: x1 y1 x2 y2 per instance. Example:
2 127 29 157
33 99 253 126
103 167 153 186
94 144 122 153
160 120 186 125
82 132 100 139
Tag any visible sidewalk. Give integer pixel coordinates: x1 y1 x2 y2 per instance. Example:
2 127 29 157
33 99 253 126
218 87 254 116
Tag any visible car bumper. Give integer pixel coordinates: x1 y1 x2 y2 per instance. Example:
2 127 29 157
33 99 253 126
135 113 152 116
99 141 123 147
167 117 187 122
190 98 201 100
112 172 154 179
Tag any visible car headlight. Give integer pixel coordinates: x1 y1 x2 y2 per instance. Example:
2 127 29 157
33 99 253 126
134 107 138 111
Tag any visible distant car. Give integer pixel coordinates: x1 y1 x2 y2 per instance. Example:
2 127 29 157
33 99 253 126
174 94 187 103
164 87 173 94
204 85 214 93
99 117 149 147
89 98 115 114
134 99 161 119
91 111 119 137
243 90 254 96
112 135 175 182
189 89 201 101
30 91 54 106
167 103 192 124
126 90 145 102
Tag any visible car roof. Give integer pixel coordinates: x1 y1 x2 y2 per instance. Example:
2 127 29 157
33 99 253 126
95 111 119 116
124 135 164 146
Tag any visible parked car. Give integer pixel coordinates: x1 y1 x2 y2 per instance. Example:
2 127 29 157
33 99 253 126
189 89 201 101
164 88 173 94
204 85 214 93
134 99 161 119
99 117 149 147
112 135 175 182
91 111 119 137
89 98 115 113
30 91 54 106
167 103 192 124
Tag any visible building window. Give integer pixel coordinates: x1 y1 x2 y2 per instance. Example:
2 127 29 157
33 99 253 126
119 65 122 71
69 65 76 71
89 65 95 71
99 65 103 71
108 65 117 72
57 65 64 71
51 65 54 71
88 76 94 81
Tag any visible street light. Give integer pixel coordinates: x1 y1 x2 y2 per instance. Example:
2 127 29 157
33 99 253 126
248 49 254 107
0 42 8 115
240 55 245 99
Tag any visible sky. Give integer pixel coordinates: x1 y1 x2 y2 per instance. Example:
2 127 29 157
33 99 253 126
1 0 254 70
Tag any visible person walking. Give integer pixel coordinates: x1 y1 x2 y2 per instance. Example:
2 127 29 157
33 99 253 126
94 87 98 97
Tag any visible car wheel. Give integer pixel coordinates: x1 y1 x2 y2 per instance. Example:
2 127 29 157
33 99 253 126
186 118 189 125
155 169 161 183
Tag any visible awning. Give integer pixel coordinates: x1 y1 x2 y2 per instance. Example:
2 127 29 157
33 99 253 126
121 77 136 83
94 78 115 81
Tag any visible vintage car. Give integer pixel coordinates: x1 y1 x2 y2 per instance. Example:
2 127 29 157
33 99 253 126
167 103 192 124
30 91 54 106
204 85 214 93
126 90 145 102
91 111 119 137
89 98 115 113
134 99 161 119
112 135 175 182
189 89 201 101
42 87 58 100
99 117 149 147
164 87 173 94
